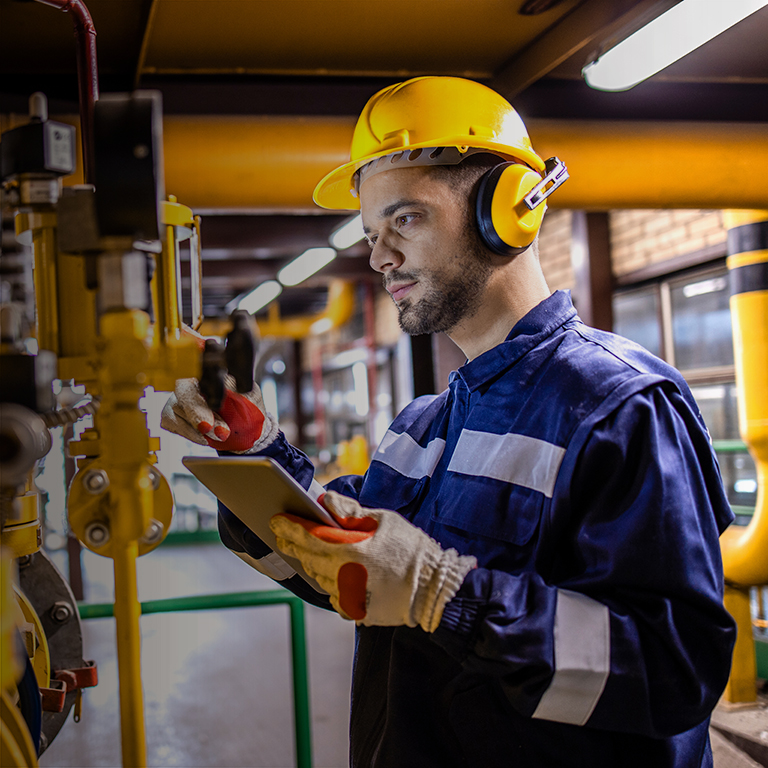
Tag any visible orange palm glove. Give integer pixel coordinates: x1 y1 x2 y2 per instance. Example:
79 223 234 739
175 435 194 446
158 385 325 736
161 377 278 453
269 491 476 632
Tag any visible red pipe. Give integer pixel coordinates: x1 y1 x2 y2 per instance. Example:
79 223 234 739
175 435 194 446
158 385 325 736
35 0 99 184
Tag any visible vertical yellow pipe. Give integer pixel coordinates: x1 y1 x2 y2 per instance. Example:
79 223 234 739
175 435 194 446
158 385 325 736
32 224 60 354
723 586 758 704
720 209 768 704
164 225 181 333
15 211 59 354
112 540 147 768
57 251 98 362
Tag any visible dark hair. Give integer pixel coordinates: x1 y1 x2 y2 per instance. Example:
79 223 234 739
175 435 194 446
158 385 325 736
424 153 506 206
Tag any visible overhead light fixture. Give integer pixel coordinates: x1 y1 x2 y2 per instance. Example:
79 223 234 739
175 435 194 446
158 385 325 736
277 247 336 287
237 280 282 314
583 0 768 92
329 215 365 250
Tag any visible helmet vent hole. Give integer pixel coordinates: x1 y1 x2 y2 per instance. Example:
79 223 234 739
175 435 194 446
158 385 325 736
409 149 423 161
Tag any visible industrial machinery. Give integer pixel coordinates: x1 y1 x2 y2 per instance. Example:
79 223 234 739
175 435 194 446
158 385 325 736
0 77 204 765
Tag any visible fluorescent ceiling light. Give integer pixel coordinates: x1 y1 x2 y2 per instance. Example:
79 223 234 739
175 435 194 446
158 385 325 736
237 280 282 314
278 247 336 287
330 215 365 250
583 0 768 92
310 317 334 335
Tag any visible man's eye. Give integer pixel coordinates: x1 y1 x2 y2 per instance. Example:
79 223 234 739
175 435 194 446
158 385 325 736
396 214 416 227
365 235 377 249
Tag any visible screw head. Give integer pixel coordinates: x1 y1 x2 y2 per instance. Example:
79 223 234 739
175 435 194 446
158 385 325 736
51 601 73 623
84 521 110 547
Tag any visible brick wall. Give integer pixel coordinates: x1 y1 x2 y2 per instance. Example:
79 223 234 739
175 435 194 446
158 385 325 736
610 210 726 277
537 209 727 288
538 209 574 291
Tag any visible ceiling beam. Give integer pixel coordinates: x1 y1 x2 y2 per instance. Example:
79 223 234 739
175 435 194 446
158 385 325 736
491 0 681 100
134 0 159 89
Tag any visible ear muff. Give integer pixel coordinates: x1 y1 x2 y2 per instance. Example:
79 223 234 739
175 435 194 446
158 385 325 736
475 163 548 256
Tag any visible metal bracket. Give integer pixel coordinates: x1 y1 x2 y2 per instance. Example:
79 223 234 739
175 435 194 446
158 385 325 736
524 156 569 210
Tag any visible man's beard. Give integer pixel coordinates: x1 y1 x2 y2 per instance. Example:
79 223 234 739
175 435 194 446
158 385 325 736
386 227 493 336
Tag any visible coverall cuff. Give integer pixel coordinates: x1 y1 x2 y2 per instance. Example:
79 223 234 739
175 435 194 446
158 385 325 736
431 587 484 661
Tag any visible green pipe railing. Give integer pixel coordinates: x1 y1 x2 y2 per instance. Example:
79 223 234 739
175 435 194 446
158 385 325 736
712 439 749 454
78 589 313 768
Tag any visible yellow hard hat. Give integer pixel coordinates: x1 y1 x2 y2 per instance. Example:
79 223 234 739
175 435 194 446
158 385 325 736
313 76 547 210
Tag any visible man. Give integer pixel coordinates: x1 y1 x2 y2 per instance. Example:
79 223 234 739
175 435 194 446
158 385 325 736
163 77 735 767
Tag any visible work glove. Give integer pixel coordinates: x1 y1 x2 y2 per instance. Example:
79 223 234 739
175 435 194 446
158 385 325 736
269 491 477 632
160 376 279 453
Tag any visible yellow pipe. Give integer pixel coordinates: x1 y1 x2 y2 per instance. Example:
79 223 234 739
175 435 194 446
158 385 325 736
15 211 59 353
113 540 147 768
718 209 768 705
720 209 768 588
723 585 758 704
162 115 354 211
159 116 768 211
529 121 768 211
198 279 355 339
43 114 767 211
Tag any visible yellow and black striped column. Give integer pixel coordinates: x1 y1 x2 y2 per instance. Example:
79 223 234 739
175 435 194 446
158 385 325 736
720 209 768 703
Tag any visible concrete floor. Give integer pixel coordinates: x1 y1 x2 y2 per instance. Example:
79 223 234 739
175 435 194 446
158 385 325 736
40 543 355 768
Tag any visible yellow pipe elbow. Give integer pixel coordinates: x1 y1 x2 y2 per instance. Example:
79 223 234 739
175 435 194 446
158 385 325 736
198 279 355 340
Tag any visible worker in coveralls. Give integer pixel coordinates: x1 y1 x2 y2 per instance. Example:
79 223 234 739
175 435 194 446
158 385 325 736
163 77 736 767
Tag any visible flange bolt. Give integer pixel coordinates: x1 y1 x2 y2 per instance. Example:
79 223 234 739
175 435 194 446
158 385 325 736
84 521 110 548
141 518 164 545
83 469 109 494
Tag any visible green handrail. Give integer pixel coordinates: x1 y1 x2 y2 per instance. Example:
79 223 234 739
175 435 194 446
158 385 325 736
712 439 749 453
78 589 313 768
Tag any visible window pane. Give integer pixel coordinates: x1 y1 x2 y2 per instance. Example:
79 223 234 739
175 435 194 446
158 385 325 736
690 383 757 516
670 271 733 370
612 287 661 357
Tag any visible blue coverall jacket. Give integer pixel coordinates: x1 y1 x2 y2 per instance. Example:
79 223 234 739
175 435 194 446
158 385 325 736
219 290 736 767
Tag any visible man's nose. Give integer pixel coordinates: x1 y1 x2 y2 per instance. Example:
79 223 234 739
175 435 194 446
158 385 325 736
369 236 404 274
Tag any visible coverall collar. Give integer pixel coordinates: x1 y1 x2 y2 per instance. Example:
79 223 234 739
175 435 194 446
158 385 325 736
451 290 578 392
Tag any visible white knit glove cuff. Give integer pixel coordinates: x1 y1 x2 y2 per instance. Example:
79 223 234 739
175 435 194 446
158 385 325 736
414 547 477 633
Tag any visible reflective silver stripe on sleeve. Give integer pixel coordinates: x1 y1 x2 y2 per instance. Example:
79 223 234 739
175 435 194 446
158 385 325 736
309 479 325 500
372 430 446 479
532 589 611 726
447 429 565 497
233 550 297 581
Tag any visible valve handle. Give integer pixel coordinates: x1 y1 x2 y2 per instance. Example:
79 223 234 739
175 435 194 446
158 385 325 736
225 311 257 394
199 338 226 410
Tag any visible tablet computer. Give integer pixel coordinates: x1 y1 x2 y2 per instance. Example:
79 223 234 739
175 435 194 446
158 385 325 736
182 455 338 590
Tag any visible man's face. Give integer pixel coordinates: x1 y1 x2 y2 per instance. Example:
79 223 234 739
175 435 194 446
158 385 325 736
360 166 492 336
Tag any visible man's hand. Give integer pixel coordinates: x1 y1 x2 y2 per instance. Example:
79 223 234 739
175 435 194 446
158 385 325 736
161 377 278 453
269 491 476 632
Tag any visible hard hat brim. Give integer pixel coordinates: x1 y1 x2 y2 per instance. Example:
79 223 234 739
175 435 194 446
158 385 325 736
313 137 547 211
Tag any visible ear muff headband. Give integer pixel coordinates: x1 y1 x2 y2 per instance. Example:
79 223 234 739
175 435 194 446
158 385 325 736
475 162 548 256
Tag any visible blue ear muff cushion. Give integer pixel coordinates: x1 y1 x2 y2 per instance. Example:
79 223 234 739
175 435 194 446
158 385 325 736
475 163 530 257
